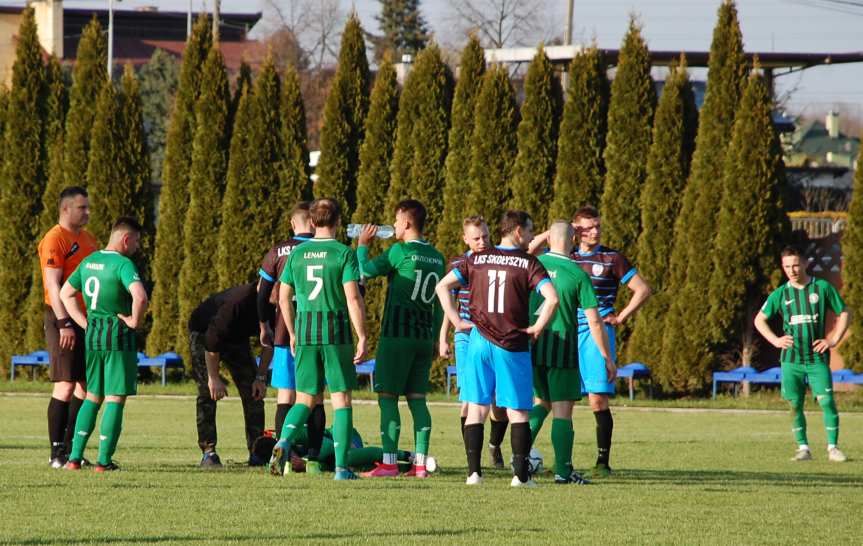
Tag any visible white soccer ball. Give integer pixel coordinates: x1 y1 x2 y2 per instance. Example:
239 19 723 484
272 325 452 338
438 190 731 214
528 448 544 476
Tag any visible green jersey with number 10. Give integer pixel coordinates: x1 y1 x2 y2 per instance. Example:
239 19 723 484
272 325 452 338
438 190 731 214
358 240 445 340
67 250 142 352
281 238 361 346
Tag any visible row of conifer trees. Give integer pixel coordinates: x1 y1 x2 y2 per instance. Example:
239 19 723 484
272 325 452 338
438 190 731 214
1 3 859 391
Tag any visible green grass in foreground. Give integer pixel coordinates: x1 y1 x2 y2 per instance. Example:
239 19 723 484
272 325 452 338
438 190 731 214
1 395 862 545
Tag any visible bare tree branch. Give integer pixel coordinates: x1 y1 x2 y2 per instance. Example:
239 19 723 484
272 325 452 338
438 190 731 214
446 0 548 48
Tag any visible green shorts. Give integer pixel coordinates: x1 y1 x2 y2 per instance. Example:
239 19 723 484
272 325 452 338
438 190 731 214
781 361 833 401
532 365 582 402
374 337 434 395
86 350 138 396
295 344 356 395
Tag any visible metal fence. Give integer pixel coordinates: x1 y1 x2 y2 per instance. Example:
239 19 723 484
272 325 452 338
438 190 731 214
791 217 847 239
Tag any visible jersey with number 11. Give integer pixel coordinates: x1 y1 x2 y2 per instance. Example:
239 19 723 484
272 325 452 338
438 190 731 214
281 238 361 346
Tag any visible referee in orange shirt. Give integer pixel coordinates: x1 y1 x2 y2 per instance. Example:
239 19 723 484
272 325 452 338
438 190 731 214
37 187 99 468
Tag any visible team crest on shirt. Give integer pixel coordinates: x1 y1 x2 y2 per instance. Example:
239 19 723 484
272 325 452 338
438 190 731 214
809 292 819 304
592 264 605 276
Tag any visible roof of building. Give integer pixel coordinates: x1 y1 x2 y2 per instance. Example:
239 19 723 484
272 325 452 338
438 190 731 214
789 120 860 163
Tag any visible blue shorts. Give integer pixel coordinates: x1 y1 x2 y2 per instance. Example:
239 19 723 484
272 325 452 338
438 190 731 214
578 322 617 395
454 330 471 402
270 346 296 390
461 328 533 410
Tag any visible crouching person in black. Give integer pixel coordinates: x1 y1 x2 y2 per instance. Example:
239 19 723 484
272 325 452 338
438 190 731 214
189 283 270 468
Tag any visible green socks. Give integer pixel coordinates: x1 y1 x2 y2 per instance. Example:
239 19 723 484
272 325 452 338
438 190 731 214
818 395 840 446
69 399 100 461
333 407 353 470
97 402 125 466
528 404 550 443
407 398 431 456
378 396 400 457
790 399 808 446
551 418 574 478
278 403 311 446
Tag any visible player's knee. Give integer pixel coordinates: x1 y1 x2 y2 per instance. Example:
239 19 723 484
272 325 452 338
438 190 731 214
52 382 75 400
86 393 104 405
816 394 836 410
106 395 126 405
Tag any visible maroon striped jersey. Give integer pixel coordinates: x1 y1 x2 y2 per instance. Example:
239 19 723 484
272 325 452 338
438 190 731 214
455 246 550 352
259 233 312 345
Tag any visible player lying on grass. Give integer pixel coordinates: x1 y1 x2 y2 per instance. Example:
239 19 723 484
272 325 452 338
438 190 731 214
438 216 510 468
356 200 445 478
527 221 612 484
754 245 850 462
60 217 148 472
436 210 558 487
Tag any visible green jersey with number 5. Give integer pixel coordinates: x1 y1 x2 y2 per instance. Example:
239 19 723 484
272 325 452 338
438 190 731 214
357 240 445 340
67 250 142 352
281 238 361 346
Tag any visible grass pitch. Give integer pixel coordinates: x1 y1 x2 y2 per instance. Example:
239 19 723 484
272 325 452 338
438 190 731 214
2 393 862 545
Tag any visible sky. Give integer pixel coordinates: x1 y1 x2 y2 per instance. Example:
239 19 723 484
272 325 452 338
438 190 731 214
44 0 863 121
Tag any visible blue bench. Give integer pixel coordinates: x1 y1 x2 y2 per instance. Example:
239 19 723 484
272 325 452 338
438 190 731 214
137 352 184 386
10 350 50 380
749 366 782 387
616 362 652 400
446 365 458 396
832 369 863 385
355 359 375 391
712 366 758 399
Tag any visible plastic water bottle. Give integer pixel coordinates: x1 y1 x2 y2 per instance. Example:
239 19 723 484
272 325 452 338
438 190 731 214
347 224 395 239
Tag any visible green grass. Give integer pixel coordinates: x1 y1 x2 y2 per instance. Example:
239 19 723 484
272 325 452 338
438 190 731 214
2 394 863 545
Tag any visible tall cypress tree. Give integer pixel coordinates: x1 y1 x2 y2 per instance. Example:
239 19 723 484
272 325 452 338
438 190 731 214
509 44 561 225
280 64 312 214
148 16 211 354
549 46 609 222
217 55 286 287
354 58 400 227
707 68 790 372
660 0 748 391
64 17 107 187
841 135 863 372
373 0 430 60
25 57 68 352
230 61 253 129
118 65 154 279
599 18 655 261
388 45 424 210
624 58 697 369
436 35 485 260
85 80 124 244
314 15 370 224
386 44 452 239
466 66 519 226
177 46 231 364
138 48 180 190
0 8 46 368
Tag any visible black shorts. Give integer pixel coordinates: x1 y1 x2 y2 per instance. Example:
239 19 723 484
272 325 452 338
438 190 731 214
44 306 86 383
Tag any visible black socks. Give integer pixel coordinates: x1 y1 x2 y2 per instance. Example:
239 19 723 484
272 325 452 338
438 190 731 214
464 423 483 476
47 397 70 458
306 404 326 460
275 403 292 439
489 418 508 447
594 409 613 466
510 422 531 482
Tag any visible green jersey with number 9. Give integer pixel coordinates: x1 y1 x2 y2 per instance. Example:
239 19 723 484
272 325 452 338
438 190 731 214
280 238 361 346
66 250 142 352
357 240 445 340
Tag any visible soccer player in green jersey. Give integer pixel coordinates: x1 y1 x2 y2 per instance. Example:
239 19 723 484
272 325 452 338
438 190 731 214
59 217 148 472
527 221 613 484
269 198 368 480
754 246 850 462
355 199 445 478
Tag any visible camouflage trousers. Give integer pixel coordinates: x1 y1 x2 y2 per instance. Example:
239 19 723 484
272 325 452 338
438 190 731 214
190 331 264 454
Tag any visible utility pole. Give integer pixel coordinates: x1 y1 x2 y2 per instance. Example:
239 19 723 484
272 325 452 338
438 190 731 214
562 0 574 89
107 0 116 77
187 0 192 40
213 0 220 42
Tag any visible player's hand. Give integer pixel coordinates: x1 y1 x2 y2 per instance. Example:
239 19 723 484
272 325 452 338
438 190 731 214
605 358 617 382
438 339 450 359
208 376 227 401
774 335 794 349
603 313 620 326
455 319 473 332
812 338 834 354
523 324 543 341
353 336 367 364
251 379 267 400
260 323 274 348
289 335 297 357
59 327 76 350
117 314 139 329
357 224 377 246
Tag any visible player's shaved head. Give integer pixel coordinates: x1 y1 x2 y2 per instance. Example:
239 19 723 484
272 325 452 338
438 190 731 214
548 220 574 253
310 198 341 228
290 201 311 222
395 199 427 232
58 186 88 208
109 216 142 256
